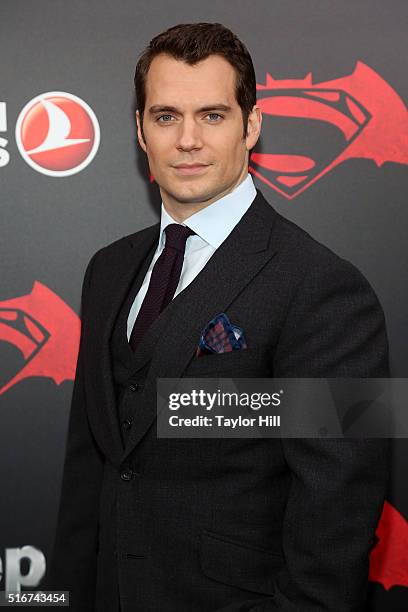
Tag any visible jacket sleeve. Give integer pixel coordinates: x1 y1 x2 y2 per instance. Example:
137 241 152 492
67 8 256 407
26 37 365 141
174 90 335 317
44 250 105 612
215 258 391 612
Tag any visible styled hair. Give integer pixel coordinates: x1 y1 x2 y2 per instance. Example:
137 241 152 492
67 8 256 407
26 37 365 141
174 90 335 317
134 22 257 139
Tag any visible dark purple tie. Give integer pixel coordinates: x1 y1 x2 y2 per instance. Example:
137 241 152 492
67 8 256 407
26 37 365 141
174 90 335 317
129 223 195 351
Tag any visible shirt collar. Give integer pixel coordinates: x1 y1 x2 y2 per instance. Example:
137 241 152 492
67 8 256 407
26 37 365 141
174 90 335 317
159 173 257 250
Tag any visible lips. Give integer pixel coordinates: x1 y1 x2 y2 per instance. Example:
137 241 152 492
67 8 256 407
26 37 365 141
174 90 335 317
173 163 210 175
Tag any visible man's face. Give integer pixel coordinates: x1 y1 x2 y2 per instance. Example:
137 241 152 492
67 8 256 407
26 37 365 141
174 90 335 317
136 53 261 214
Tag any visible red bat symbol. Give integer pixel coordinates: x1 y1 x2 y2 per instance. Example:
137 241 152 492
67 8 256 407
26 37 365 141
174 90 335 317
0 282 80 395
369 499 408 590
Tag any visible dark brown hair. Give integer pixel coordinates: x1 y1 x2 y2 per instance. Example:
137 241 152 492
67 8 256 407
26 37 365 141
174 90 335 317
134 22 256 139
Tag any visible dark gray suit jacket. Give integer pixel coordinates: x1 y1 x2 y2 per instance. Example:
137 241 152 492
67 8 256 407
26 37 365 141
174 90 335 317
46 189 390 611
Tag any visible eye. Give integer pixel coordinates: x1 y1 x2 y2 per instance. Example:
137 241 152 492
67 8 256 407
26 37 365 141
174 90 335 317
207 113 223 122
157 114 175 123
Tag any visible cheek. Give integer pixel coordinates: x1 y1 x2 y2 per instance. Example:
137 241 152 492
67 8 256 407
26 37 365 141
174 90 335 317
215 141 244 168
144 129 170 155
211 128 244 153
146 143 169 170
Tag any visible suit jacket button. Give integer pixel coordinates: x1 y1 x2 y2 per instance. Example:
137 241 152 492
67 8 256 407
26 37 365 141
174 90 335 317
120 469 133 481
122 418 132 430
129 383 138 392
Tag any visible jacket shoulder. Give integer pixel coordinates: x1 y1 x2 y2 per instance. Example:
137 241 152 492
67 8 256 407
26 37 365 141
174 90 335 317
103 222 160 254
89 221 160 260
257 190 346 267
257 189 373 289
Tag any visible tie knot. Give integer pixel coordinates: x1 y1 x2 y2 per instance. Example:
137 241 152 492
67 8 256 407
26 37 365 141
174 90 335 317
164 223 195 252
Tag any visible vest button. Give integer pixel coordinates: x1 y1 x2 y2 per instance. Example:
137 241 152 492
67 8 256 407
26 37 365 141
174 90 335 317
120 469 133 481
122 418 132 430
129 383 138 392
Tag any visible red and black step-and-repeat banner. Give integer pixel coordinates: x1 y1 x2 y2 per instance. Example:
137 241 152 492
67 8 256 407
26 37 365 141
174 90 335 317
1 1 407 609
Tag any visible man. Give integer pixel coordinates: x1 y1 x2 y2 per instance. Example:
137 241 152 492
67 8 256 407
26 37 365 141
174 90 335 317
47 22 390 612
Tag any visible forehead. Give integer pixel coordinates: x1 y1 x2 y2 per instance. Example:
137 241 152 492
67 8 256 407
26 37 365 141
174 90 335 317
144 53 238 107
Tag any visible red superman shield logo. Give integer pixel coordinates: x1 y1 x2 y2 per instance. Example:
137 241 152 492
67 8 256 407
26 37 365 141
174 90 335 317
250 61 408 199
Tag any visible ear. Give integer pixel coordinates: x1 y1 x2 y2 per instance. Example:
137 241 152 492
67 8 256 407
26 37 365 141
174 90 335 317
136 110 147 153
245 105 262 151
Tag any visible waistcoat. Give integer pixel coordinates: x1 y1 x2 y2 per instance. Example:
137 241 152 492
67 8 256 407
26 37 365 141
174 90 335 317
110 241 157 447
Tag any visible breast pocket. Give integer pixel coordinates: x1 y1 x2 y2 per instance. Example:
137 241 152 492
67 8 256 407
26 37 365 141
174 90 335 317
183 347 267 378
200 529 283 596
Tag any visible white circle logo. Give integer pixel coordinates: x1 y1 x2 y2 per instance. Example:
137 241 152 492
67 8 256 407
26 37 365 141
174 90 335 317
15 91 100 177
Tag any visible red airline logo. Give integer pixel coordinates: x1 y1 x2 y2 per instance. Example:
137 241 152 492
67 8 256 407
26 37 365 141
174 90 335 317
15 92 100 177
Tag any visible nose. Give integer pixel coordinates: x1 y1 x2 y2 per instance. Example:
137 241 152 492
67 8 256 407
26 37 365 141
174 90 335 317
176 117 203 152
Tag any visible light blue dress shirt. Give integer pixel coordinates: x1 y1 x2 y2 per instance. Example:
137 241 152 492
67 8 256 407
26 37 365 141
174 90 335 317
127 173 257 341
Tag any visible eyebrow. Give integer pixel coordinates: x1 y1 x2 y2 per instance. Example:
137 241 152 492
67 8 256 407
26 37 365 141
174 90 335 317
148 104 232 114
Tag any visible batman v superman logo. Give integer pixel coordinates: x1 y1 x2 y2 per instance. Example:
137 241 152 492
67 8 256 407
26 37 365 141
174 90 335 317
250 61 408 199
0 282 80 395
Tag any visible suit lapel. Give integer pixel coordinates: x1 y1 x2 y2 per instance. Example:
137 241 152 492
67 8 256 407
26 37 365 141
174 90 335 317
86 223 160 466
120 190 280 462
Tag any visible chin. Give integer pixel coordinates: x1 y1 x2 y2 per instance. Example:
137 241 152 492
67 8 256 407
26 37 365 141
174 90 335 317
165 182 216 204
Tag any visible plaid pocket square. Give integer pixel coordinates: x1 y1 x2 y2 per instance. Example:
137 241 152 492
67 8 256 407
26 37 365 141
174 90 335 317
196 312 247 357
